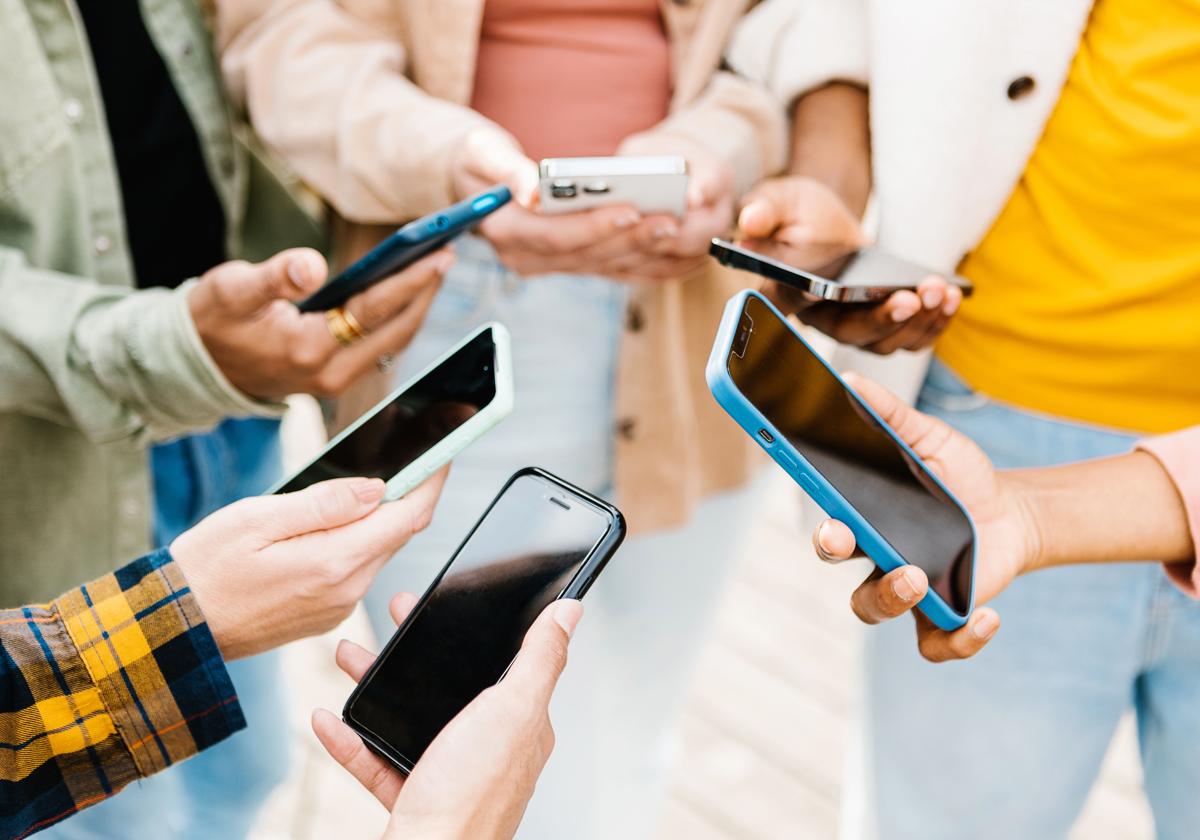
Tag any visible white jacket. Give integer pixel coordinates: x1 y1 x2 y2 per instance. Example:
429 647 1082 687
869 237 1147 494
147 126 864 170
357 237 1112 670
726 0 1093 397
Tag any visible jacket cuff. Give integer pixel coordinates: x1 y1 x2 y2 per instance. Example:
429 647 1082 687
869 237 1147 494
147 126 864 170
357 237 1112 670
1137 429 1200 598
727 0 868 108
56 548 246 778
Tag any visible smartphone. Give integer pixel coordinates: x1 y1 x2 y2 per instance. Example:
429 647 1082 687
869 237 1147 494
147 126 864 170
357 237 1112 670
271 323 514 500
296 186 511 313
710 238 974 303
707 290 977 630
538 155 688 218
342 467 626 772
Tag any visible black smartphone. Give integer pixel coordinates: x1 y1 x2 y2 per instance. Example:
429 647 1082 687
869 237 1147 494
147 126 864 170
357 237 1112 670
711 237 974 303
343 467 626 772
296 186 511 312
268 323 513 499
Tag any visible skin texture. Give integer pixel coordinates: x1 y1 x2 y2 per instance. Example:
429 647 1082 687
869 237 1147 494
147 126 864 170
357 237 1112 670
449 124 732 282
738 83 959 352
188 247 451 400
312 595 582 840
170 470 446 661
813 374 1194 661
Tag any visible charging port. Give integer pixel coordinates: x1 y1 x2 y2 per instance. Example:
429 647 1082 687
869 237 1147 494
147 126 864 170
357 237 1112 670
757 428 775 445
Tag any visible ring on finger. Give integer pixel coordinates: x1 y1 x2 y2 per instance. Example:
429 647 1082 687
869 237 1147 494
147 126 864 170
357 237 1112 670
326 306 368 347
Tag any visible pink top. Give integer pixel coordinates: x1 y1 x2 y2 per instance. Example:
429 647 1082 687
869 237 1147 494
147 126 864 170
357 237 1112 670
470 0 672 162
1138 426 1200 597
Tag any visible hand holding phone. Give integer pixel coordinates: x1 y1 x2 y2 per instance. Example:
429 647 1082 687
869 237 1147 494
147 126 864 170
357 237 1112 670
708 291 978 631
342 468 625 772
312 596 581 836
271 324 513 500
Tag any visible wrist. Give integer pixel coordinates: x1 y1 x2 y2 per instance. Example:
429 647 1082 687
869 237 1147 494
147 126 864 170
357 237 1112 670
1000 471 1050 576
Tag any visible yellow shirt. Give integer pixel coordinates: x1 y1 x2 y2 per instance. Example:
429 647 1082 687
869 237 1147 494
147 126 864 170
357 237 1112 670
938 0 1200 434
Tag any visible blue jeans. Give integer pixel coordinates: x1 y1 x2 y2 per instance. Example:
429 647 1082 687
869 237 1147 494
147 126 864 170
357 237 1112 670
44 417 290 839
860 360 1200 840
363 238 757 839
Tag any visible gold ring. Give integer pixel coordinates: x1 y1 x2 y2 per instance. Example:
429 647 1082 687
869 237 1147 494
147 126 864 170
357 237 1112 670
326 306 368 347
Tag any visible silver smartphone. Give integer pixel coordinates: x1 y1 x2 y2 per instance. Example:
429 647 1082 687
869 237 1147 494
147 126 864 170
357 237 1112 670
711 238 974 303
538 155 688 218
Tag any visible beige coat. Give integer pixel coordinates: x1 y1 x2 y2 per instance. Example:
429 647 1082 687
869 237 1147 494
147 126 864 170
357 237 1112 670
219 0 786 532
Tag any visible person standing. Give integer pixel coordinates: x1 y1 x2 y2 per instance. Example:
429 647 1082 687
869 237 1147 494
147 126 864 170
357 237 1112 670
730 1 1200 837
220 1 786 835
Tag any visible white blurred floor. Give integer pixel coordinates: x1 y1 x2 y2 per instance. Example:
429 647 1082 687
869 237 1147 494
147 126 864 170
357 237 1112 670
253 396 1153 840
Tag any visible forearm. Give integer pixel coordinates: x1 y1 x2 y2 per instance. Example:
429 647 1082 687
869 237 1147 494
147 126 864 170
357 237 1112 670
0 550 244 837
0 250 280 444
788 82 871 217
1010 451 1194 571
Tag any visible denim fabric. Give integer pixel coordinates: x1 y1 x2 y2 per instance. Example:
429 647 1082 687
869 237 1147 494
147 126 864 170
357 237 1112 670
859 359 1200 840
362 237 757 839
42 417 290 840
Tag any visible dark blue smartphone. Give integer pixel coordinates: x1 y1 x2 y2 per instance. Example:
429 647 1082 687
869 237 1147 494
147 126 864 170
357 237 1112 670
296 185 511 312
342 467 625 773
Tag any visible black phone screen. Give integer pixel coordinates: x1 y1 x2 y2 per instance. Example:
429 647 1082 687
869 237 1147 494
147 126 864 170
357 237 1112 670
728 296 975 613
276 329 497 494
346 472 614 767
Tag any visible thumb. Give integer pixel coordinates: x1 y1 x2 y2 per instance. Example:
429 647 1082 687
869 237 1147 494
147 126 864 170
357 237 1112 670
255 477 386 541
738 195 784 238
204 248 327 316
503 600 582 707
842 372 921 444
477 134 539 209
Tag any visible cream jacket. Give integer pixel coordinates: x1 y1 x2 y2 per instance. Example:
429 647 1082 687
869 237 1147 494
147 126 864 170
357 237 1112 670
218 0 787 532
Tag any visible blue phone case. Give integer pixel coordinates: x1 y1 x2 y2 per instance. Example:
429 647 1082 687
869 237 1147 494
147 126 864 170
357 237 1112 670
296 185 511 312
706 290 977 631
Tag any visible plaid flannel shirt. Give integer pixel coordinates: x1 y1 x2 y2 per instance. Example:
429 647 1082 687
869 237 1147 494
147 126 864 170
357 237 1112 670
0 549 244 838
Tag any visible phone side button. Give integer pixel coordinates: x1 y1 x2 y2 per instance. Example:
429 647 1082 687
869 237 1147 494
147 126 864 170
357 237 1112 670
798 474 825 501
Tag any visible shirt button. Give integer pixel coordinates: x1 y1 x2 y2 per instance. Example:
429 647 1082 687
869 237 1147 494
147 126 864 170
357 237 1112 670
626 303 645 333
63 98 84 124
93 234 112 255
1006 76 1036 101
617 417 637 441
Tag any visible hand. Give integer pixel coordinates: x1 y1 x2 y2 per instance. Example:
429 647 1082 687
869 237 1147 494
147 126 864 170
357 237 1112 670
810 374 1041 661
171 471 446 660
313 595 581 840
451 125 541 209
188 247 451 400
738 176 961 353
607 134 737 281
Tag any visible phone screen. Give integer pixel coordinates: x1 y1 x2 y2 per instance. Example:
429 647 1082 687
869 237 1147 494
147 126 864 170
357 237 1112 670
345 472 615 767
276 328 497 494
728 296 974 613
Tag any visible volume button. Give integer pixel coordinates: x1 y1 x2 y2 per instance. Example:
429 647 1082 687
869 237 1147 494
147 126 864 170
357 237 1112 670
798 474 824 500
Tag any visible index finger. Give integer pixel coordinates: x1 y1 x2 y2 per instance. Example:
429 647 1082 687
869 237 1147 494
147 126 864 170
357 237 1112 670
496 205 642 255
342 249 454 332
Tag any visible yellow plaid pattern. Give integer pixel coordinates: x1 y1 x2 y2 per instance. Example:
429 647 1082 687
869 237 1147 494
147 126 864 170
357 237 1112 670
1 549 244 838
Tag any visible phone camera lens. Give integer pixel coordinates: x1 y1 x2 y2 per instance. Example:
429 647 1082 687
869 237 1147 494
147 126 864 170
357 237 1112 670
436 216 449 229
732 311 754 358
550 180 577 199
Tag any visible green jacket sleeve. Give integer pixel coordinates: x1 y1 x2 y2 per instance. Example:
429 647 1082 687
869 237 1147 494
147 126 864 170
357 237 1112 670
0 247 285 446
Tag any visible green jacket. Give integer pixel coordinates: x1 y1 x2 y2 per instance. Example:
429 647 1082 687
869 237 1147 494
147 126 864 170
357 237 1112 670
0 0 324 603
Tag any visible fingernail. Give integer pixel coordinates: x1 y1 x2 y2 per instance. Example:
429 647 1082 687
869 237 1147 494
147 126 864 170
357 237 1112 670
920 286 943 309
287 259 310 290
816 521 832 554
615 210 641 230
891 301 920 322
352 478 385 504
552 599 583 638
943 290 962 316
653 222 679 240
971 611 999 641
892 568 921 603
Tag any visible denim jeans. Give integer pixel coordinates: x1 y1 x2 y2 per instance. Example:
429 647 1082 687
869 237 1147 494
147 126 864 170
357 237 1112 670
43 417 289 839
859 359 1200 840
363 237 757 839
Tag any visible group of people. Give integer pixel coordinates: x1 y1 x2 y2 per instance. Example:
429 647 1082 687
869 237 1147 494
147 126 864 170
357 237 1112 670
1 0 1196 838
